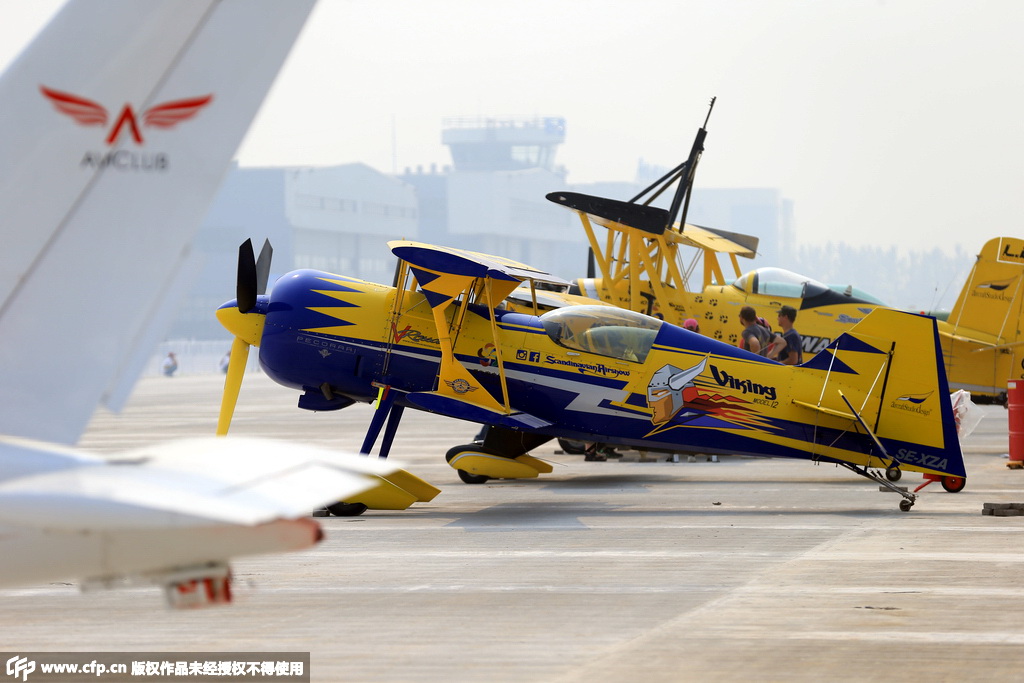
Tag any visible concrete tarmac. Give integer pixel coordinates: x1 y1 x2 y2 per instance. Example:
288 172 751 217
2 373 1023 682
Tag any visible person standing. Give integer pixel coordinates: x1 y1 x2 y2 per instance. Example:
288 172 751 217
768 305 803 365
738 306 770 355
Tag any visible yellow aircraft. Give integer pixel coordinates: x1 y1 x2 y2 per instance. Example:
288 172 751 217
549 188 1024 404
543 105 1024 403
215 240 967 512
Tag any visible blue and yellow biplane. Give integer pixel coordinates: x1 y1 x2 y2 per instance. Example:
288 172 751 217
216 239 966 513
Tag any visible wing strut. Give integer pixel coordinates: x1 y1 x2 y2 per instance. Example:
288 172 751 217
485 278 512 410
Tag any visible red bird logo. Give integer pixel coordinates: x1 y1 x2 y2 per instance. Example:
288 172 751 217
40 85 213 145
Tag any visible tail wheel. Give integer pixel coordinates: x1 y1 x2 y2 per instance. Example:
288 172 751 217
457 469 490 485
941 476 966 493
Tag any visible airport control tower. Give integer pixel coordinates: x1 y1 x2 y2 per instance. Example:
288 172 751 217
399 116 574 275
441 116 566 172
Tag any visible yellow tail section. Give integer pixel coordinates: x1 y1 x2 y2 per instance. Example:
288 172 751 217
942 237 1024 399
794 308 964 478
949 237 1024 334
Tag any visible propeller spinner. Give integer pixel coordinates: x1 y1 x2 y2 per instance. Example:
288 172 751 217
216 239 272 436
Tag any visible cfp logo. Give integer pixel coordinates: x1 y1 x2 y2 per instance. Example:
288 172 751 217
516 350 541 363
6 656 35 682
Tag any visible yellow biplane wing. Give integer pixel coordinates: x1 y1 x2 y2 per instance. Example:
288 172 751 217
387 240 567 416
545 99 761 311
546 190 759 298
675 224 758 258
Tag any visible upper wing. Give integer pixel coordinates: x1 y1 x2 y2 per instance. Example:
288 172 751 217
389 240 569 287
546 191 670 235
545 191 758 257
673 224 759 258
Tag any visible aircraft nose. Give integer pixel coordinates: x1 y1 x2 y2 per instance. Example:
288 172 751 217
216 300 265 347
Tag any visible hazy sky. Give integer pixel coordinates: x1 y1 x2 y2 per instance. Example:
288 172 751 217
3 1 1022 253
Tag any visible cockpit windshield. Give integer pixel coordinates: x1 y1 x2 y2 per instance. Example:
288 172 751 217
540 305 662 363
827 284 887 305
731 267 830 298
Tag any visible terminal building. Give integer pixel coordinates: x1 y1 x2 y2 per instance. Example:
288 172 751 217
165 116 795 346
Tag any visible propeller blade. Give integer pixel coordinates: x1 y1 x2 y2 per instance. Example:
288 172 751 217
236 239 257 312
255 239 273 294
216 336 250 436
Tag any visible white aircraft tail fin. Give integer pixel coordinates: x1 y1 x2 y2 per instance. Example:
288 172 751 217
0 0 316 444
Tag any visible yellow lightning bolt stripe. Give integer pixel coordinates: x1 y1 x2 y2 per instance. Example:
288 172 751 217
306 306 358 320
310 289 361 303
315 276 371 288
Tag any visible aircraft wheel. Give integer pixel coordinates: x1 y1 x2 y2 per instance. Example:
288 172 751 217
457 469 491 485
447 444 500 484
557 438 587 455
885 466 902 482
941 476 966 493
446 444 479 463
899 499 913 512
326 502 368 517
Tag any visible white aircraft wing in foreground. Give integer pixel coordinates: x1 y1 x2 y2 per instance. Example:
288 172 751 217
0 0 439 607
0 437 420 608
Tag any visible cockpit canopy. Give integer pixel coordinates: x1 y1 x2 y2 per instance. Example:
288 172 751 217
732 267 830 298
540 305 662 363
731 267 887 305
826 284 887 305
